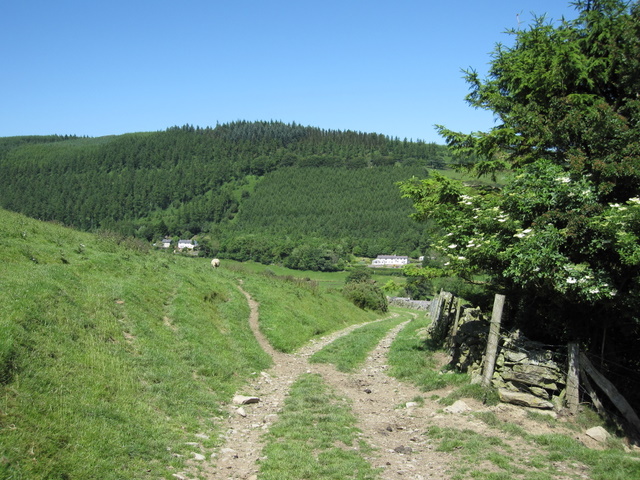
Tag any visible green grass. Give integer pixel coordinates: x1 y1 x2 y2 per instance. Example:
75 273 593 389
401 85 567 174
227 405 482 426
309 314 409 372
0 210 274 479
223 259 406 292
458 410 640 480
227 264 386 353
0 208 381 479
259 373 379 480
387 315 470 391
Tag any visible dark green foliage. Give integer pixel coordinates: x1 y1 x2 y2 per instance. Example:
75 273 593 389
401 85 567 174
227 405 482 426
0 122 445 268
402 276 432 300
342 282 388 312
415 0 640 411
283 244 344 272
345 268 372 284
224 166 430 260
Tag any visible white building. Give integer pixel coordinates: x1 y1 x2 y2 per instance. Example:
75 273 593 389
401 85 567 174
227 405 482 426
177 239 198 250
371 255 409 267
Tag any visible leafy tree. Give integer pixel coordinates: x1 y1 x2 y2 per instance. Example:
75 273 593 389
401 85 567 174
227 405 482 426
342 282 388 312
345 268 372 284
399 0 640 404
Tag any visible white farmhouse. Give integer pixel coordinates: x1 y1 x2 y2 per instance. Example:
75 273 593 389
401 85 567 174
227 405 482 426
371 255 409 267
177 239 198 250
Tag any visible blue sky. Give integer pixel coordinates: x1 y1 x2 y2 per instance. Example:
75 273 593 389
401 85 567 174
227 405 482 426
2 1 577 143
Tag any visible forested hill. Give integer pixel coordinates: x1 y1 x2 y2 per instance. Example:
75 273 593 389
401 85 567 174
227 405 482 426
0 121 449 267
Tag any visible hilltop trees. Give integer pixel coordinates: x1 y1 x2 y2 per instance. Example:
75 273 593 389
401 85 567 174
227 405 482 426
0 122 445 270
400 0 640 402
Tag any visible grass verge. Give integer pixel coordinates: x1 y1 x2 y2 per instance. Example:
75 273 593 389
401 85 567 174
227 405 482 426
259 373 379 480
387 314 469 392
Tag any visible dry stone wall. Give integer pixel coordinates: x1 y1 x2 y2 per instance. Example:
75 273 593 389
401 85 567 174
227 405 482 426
388 297 431 311
428 291 567 410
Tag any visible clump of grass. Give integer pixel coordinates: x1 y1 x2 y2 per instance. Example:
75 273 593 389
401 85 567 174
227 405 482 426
465 410 640 480
309 316 407 372
425 426 508 454
259 373 379 480
387 315 469 391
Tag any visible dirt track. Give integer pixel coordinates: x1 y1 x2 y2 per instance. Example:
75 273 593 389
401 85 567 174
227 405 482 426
182 285 596 480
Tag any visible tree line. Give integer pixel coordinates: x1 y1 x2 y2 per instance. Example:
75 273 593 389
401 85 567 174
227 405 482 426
0 122 448 267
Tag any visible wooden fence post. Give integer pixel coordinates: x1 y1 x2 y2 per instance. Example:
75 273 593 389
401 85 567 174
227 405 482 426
566 342 580 415
482 294 505 388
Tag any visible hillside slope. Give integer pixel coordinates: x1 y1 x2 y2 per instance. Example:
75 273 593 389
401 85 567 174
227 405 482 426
0 209 381 479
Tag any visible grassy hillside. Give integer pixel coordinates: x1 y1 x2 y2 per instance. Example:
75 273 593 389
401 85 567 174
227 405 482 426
0 209 382 479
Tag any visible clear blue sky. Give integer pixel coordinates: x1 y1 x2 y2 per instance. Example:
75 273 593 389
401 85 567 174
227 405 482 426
2 1 577 143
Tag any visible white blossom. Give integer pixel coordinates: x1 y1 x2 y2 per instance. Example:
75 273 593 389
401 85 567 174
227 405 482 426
556 176 571 183
448 244 457 249
566 277 577 284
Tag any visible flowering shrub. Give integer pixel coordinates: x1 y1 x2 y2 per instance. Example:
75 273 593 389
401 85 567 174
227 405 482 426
400 2 640 348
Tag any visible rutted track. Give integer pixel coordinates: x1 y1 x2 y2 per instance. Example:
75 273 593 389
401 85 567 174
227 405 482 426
183 285 588 480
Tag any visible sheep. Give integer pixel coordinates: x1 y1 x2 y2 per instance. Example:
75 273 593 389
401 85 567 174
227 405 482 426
211 258 221 268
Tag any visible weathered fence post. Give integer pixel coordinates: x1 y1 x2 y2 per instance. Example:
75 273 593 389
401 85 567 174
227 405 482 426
566 342 580 415
429 290 443 322
482 294 505 388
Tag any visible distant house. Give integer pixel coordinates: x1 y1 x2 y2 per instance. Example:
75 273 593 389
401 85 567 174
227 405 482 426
177 239 198 250
160 238 172 249
371 255 409 267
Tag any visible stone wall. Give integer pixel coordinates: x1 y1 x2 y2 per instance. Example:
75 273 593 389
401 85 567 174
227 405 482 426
388 297 431 311
428 291 567 410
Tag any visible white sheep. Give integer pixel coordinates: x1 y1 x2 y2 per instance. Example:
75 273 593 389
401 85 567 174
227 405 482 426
211 258 221 268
